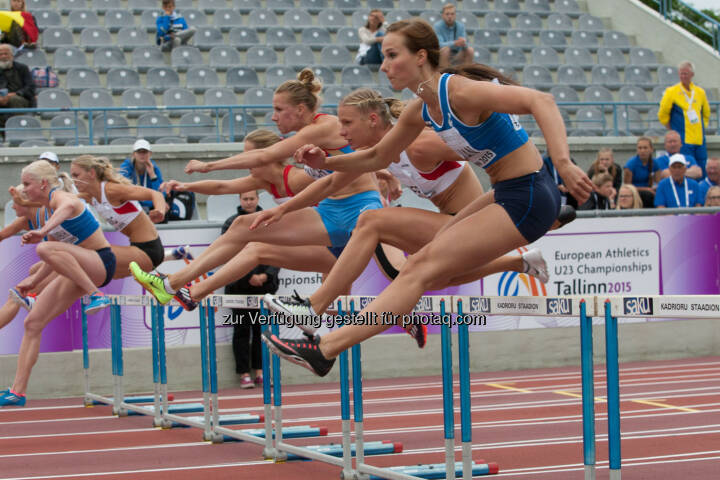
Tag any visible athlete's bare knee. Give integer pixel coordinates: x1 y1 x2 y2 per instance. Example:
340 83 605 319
35 242 55 261
243 242 266 263
354 209 383 237
23 315 44 336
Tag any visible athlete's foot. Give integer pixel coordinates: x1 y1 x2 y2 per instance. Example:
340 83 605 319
83 291 112 315
556 205 576 229
403 322 427 348
171 245 194 261
174 284 198 311
261 330 335 377
129 262 174 304
263 292 319 336
522 248 549 283
0 389 26 407
9 288 35 311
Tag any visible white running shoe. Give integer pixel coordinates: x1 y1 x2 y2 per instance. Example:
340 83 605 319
9 289 35 312
522 249 549 284
171 245 194 261
263 292 318 336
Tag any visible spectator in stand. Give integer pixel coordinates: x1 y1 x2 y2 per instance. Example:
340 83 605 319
434 3 474 68
616 184 643 210
156 0 195 52
221 190 279 389
38 151 78 192
658 61 711 175
654 154 701 208
579 172 616 211
704 186 720 207
623 136 659 208
655 130 702 180
587 147 622 190
356 9 385 66
2 0 38 49
0 43 34 134
698 157 719 205
119 139 164 212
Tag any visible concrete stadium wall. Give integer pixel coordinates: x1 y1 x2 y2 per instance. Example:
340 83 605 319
1 318 718 398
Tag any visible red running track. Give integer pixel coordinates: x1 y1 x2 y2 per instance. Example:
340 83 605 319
1 356 719 479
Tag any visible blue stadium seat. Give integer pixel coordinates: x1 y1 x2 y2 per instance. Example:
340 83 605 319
419 10 440 26
539 30 567 48
340 65 374 88
351 10 368 29
171 46 204 72
574 106 605 133
202 0 227 14
570 31 600 49
226 66 261 93
34 10 62 29
473 30 502 50
597 47 626 67
323 85 352 113
495 0 522 15
300 0 329 14
136 113 175 142
233 0 261 14
530 47 560 69
455 11 479 33
624 65 654 87
592 65 622 89
204 88 239 110
577 14 605 32
603 30 631 51
57 0 87 15
555 0 582 16
185 66 221 94
398 0 426 15
243 87 275 115
617 107 645 136
179 113 216 142
473 47 492 64
118 28 151 51
334 0 361 13
53 47 88 73
284 45 315 68
194 26 224 51
180 9 207 26
301 27 332 50
657 65 678 85
266 65 298 88
484 12 512 31
140 10 162 33
246 46 279 70
283 8 314 30
618 85 650 110
131 46 165 73
522 65 553 90
78 88 114 112
107 67 141 94
546 13 573 33
209 46 242 71
516 13 543 33
214 9 244 32
67 10 100 33
163 87 197 117
506 29 535 49
317 8 347 31
42 27 74 53
629 47 659 67
583 85 614 110
525 0 550 15
93 46 126 73
463 0 490 13
50 113 88 145
4 116 46 147
320 45 352 70
386 9 411 25
336 26 360 49
80 27 113 52
497 46 527 68
266 26 296 49
557 64 588 89
121 87 157 118
565 47 594 69
66 67 101 95
28 0 51 9
267 0 295 12
221 112 257 141
248 8 279 31
105 9 136 33
229 27 260 50
550 85 580 108
128 0 159 13
15 49 48 69
309 65 336 86
146 67 180 94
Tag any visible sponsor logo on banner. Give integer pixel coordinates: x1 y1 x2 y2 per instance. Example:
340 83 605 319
247 296 259 308
357 296 374 309
414 297 433 312
546 297 573 315
469 297 491 313
490 248 548 297
623 297 653 315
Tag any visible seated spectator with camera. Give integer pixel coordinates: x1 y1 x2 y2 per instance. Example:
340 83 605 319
156 0 196 51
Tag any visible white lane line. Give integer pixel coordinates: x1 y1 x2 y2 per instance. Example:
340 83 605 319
0 441 209 458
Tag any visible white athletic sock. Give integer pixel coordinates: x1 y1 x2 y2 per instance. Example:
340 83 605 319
163 276 177 295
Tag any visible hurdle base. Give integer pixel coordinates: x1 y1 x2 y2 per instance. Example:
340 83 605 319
126 402 204 416
584 465 596 480
222 425 328 440
285 441 403 461
366 460 499 479
92 394 174 405
609 468 621 480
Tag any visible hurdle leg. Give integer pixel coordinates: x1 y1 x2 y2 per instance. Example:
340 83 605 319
456 303 472 480
339 347 353 479
198 304 213 440
260 301 275 459
81 307 92 407
604 301 621 480
112 304 128 417
579 300 596 480
271 321 288 462
351 343 369 480
110 303 121 415
207 301 224 443
157 304 173 429
440 300 456 480
151 304 163 427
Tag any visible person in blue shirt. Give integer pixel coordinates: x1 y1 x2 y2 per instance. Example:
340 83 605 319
698 157 719 205
654 130 702 180
624 136 660 208
155 0 195 51
654 154 701 208
434 4 474 68
119 139 164 212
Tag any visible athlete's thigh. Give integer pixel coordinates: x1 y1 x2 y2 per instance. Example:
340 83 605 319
249 242 337 274
25 277 86 330
111 245 152 279
41 242 107 285
232 208 332 246
363 207 450 253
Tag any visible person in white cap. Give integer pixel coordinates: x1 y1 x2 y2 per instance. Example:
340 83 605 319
38 151 78 193
119 139 163 212
654 130 702 181
654 153 702 208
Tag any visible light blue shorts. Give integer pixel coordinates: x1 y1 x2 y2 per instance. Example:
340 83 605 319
314 190 383 248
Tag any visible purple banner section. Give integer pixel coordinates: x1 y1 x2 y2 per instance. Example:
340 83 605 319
1 214 718 354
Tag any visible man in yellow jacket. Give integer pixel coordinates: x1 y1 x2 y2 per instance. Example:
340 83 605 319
658 61 711 175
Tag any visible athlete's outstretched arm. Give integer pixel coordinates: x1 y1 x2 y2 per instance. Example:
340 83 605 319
160 176 264 196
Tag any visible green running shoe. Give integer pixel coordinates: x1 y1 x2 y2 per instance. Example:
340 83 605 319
129 261 173 305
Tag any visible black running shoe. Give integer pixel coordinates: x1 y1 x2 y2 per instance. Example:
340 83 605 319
261 330 335 377
557 205 576 228
174 285 197 311
404 322 427 349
